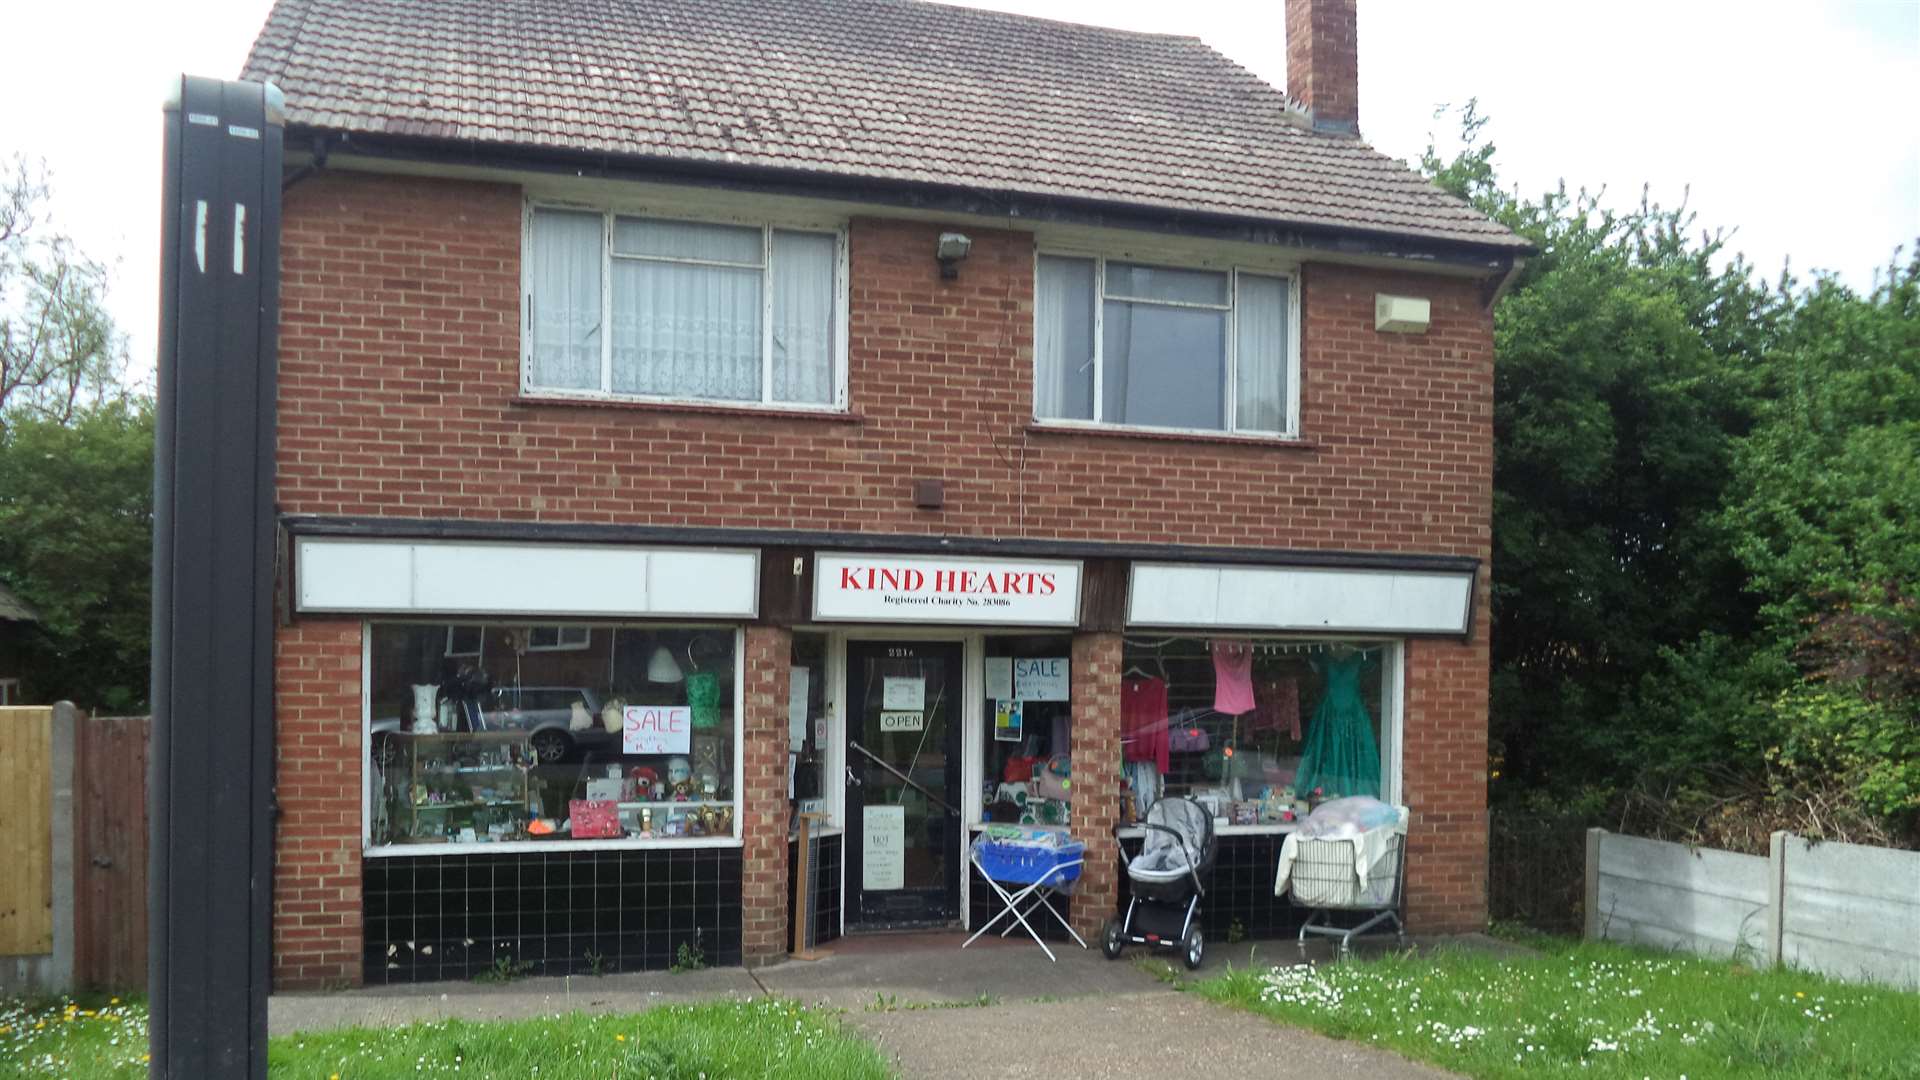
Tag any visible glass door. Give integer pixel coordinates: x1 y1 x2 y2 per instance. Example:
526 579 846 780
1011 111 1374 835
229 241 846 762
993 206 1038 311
844 640 963 928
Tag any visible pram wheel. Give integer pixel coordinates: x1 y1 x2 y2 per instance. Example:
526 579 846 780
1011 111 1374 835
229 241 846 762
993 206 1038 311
1100 917 1125 960
1181 926 1204 970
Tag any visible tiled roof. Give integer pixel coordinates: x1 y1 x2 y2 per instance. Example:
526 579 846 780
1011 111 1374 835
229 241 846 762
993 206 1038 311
243 0 1525 251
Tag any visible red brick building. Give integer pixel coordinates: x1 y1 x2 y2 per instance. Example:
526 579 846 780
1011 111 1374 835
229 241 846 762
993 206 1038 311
245 0 1523 988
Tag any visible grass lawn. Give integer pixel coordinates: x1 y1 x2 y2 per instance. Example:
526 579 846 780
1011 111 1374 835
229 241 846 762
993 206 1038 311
2 996 889 1079
1196 935 1920 1079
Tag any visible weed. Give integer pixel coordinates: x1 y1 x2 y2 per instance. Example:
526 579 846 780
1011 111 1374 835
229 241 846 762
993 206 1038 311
669 937 706 974
583 948 607 977
473 952 535 983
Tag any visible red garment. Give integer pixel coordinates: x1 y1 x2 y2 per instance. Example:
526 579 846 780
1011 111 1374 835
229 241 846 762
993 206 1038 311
1212 640 1256 714
1121 677 1170 773
1247 676 1302 740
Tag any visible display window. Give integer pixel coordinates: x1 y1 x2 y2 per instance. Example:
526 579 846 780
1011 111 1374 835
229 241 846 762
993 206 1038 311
1119 637 1396 827
365 622 740 852
977 635 1074 828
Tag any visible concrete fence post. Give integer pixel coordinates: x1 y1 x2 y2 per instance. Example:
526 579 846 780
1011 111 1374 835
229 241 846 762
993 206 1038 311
49 701 80 993
1766 830 1788 968
1583 827 1604 941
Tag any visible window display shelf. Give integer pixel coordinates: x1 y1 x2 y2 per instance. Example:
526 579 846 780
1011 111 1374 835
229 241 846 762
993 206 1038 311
1114 822 1298 839
411 800 528 811
615 799 731 811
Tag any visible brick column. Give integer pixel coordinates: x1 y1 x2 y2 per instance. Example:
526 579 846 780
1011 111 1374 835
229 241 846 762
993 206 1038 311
1399 599 1492 934
1068 631 1123 942
740 624 793 967
272 620 365 990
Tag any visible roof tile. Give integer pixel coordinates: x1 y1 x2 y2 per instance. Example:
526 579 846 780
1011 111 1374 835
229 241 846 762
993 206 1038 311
244 0 1523 249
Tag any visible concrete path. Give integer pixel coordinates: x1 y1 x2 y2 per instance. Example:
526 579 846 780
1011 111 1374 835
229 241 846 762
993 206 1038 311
269 932 1505 1077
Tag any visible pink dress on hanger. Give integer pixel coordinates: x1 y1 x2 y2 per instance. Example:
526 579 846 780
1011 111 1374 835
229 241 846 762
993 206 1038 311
1212 640 1255 714
1121 676 1170 773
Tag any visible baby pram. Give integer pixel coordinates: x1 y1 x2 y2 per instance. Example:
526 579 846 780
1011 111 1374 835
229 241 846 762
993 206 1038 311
1274 799 1408 954
1101 797 1216 970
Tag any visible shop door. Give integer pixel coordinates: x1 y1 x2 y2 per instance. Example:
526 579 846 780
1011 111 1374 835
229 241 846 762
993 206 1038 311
844 640 963 928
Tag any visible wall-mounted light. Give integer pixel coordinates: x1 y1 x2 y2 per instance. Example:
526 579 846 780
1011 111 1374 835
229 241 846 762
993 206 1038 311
1375 293 1431 334
936 232 972 279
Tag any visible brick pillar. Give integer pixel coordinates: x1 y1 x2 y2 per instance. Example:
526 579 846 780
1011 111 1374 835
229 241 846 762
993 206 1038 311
1399 602 1492 934
1068 631 1123 942
272 619 365 990
740 624 793 967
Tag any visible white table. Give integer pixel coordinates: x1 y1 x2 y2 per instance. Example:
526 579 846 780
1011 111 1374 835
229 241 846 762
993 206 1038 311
963 849 1088 962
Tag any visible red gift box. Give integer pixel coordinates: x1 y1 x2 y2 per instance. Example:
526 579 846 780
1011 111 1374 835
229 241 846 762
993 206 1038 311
569 799 621 839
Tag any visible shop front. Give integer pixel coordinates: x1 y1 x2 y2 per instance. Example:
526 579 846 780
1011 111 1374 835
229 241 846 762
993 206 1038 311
285 534 1476 981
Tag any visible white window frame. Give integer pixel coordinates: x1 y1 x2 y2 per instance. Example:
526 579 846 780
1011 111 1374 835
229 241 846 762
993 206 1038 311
444 625 484 658
525 625 591 652
521 202 851 412
1032 251 1302 439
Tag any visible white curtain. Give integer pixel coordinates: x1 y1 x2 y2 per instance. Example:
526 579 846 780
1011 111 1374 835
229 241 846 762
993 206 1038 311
527 209 603 390
770 230 836 404
1035 256 1095 419
1235 274 1289 433
610 218 764 401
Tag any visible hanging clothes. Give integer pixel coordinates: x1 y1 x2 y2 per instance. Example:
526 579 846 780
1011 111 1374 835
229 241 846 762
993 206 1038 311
1246 676 1302 741
1293 654 1382 799
1121 676 1170 773
1211 640 1255 714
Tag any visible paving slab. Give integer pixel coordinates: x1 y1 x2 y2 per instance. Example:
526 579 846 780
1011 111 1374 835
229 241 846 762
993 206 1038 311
847 991 1461 1080
751 931 1161 1009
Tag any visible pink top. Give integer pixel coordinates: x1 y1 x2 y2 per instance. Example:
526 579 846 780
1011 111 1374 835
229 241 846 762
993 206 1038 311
1212 640 1255 714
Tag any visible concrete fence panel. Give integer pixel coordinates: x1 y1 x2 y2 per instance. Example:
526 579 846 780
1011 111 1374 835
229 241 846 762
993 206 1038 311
1587 828 1920 990
1779 835 1920 991
1588 829 1772 961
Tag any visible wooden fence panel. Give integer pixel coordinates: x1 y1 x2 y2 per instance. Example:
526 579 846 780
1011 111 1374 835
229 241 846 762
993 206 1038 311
75 715 150 991
0 706 53 956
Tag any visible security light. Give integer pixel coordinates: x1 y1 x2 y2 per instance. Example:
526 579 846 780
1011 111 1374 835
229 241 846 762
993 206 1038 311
936 232 972 278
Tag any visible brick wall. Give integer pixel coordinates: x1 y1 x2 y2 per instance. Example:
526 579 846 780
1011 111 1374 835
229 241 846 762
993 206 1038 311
1067 632 1122 941
273 169 1496 971
273 620 363 988
740 626 793 965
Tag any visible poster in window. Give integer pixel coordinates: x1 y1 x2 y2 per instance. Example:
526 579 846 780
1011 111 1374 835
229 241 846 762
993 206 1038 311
862 805 906 890
623 705 692 754
994 699 1024 742
882 676 925 711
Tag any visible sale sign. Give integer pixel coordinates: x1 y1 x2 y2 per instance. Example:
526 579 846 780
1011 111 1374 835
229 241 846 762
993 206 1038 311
623 705 692 755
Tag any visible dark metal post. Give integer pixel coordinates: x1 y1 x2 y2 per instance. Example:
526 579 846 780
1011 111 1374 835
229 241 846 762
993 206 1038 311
151 75 283 1079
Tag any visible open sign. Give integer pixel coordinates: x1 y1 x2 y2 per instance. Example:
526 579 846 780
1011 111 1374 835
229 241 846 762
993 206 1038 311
623 705 691 754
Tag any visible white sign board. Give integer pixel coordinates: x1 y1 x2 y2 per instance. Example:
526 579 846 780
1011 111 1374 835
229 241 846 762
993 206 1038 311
788 667 811 750
862 805 906 890
882 676 926 711
814 554 1082 625
1014 657 1070 701
622 705 692 755
879 711 925 732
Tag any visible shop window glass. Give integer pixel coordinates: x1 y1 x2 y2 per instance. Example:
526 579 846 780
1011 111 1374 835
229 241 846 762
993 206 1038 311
367 623 738 849
978 636 1074 827
788 632 830 824
1118 637 1390 827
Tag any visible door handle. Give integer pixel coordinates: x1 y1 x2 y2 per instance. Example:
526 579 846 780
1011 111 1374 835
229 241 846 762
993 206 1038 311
845 765 861 788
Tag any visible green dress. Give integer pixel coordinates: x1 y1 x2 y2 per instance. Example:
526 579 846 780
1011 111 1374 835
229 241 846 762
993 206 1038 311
1293 655 1381 799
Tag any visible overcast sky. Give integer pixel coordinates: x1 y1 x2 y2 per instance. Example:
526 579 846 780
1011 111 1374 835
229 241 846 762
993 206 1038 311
2 0 1915 384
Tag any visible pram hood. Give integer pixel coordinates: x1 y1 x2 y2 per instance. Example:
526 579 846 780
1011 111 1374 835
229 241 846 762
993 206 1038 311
1128 797 1214 883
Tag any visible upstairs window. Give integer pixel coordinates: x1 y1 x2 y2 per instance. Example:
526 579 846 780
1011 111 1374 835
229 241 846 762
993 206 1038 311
1034 255 1296 436
525 207 843 408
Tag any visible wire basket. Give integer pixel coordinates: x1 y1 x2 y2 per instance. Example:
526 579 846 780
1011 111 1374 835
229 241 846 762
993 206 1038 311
1289 832 1403 910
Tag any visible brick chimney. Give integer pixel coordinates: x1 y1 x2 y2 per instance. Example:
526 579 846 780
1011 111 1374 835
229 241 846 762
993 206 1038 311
1285 0 1359 135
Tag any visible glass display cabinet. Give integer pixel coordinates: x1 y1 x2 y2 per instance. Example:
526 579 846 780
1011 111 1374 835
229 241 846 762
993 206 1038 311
372 730 535 845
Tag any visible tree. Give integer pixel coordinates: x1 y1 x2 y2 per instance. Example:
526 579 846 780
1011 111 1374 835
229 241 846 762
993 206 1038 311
1423 106 1769 790
0 401 154 711
0 155 126 431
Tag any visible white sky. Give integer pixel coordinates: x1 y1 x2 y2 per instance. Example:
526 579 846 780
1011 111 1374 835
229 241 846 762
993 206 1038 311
2 0 1915 385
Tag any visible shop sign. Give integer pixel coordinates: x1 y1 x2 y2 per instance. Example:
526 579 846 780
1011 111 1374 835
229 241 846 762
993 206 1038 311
879 711 925 732
1014 657 1069 701
863 805 906 890
623 705 692 755
813 554 1081 625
